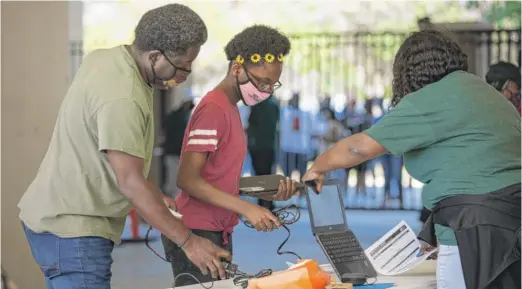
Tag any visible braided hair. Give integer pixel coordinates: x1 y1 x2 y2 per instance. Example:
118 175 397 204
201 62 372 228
391 30 468 107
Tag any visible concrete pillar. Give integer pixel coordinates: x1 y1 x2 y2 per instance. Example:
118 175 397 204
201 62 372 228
1 2 70 288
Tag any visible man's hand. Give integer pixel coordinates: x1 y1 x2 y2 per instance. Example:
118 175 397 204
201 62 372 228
242 203 281 232
182 234 232 279
302 168 326 193
272 177 298 201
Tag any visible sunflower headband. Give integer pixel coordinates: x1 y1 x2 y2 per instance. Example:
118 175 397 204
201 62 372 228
235 53 284 65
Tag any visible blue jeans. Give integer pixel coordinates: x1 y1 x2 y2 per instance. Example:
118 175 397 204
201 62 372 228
22 222 114 289
371 154 403 197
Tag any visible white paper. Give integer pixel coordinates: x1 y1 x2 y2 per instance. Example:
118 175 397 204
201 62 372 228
169 209 183 219
364 220 438 276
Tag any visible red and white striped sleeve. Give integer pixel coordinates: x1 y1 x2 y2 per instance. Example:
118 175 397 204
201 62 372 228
184 103 227 153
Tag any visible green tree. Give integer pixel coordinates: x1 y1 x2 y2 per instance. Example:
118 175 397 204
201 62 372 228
466 1 521 28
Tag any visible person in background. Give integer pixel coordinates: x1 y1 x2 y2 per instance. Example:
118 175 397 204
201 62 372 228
371 103 404 209
280 92 310 178
313 108 350 193
319 94 331 112
163 25 298 286
303 30 520 289
163 96 195 197
353 98 373 197
17 4 231 289
247 97 280 212
485 61 521 115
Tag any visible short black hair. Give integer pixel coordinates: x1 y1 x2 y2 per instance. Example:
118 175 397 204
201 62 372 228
224 25 291 66
321 108 336 119
133 4 207 56
391 30 468 107
486 61 521 91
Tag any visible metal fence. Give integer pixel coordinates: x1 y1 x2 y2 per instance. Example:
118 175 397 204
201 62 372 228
281 29 521 102
467 29 522 65
69 29 521 91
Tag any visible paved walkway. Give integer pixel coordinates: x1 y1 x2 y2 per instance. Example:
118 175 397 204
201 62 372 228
112 210 423 289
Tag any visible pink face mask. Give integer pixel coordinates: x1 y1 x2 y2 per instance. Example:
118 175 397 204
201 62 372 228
237 79 271 106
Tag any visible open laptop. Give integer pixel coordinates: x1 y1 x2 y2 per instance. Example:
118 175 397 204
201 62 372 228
305 180 377 283
239 174 305 198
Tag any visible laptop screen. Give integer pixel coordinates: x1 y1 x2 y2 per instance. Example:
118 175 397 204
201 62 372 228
307 184 345 227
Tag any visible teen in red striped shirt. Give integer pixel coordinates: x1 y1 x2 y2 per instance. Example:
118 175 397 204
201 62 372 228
162 25 298 286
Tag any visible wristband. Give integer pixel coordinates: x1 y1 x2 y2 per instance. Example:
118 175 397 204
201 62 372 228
178 230 193 248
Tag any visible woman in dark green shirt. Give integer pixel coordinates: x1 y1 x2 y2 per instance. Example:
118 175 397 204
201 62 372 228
303 30 521 289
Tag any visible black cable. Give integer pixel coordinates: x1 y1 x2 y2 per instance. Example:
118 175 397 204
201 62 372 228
145 205 372 288
172 273 214 289
145 226 216 288
240 204 303 259
145 226 171 262
144 223 275 288
277 225 302 259
232 268 273 288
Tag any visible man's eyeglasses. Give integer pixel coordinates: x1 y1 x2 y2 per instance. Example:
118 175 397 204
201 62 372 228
160 51 191 74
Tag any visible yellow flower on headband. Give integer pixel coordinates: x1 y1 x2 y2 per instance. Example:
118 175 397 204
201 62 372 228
277 53 284 62
264 53 275 63
250 53 261 63
236 55 245 64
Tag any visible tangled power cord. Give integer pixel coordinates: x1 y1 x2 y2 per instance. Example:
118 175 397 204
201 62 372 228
145 204 302 288
240 204 302 260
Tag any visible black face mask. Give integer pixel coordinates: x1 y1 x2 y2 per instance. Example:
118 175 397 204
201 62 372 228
150 51 191 90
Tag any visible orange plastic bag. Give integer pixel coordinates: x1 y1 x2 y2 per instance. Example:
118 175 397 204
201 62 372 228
248 259 331 289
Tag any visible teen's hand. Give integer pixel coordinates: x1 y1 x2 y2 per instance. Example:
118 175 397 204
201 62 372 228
302 168 325 193
272 177 298 201
163 196 178 211
243 203 281 232
182 234 231 279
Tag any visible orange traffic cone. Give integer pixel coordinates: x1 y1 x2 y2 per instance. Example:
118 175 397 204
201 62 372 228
120 208 149 242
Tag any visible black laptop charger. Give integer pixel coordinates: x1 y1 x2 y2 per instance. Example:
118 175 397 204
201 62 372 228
304 180 319 194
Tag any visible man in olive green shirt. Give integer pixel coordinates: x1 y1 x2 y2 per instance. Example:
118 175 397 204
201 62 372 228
18 4 230 289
